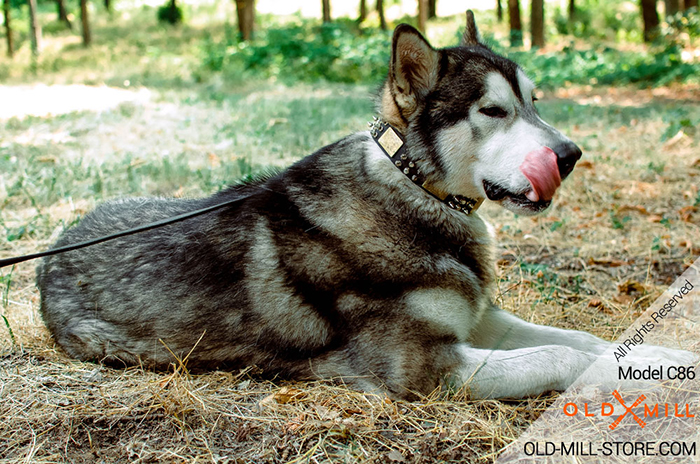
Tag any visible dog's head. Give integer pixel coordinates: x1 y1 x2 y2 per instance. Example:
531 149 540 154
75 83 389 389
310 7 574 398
379 11 581 215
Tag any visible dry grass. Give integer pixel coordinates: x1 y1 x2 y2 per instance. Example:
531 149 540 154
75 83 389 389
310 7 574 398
0 352 552 462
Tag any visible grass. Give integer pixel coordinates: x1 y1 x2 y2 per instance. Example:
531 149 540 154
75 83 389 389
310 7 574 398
1 3 700 462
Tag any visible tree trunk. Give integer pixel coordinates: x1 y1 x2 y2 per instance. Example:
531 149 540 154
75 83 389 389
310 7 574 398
3 0 13 57
322 0 331 23
496 0 503 22
531 0 544 48
568 0 575 22
359 0 366 22
104 0 111 12
685 0 698 9
428 0 437 18
57 0 72 29
80 0 91 46
235 0 255 41
377 0 386 30
664 0 679 15
418 0 427 32
28 0 41 55
508 0 522 47
640 0 659 42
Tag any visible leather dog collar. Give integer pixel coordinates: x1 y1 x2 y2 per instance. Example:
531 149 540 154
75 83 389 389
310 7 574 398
368 117 483 215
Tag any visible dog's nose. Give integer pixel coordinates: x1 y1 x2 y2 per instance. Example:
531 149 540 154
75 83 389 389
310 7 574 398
552 142 582 179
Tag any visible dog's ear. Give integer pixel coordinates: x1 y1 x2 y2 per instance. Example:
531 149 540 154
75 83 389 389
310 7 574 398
461 10 482 46
389 24 439 113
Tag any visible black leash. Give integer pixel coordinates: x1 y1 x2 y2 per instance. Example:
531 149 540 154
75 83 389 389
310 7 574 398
0 196 247 269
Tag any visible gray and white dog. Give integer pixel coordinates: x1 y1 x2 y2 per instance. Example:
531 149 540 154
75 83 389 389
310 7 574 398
37 13 692 399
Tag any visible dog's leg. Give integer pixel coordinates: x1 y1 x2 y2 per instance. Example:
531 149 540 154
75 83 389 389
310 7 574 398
454 342 695 399
469 304 609 354
452 343 597 399
471 305 694 362
466 305 696 397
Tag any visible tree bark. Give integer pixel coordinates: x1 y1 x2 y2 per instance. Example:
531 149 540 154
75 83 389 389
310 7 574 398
568 0 575 22
640 0 659 42
359 0 366 22
508 0 522 46
28 0 41 55
377 0 386 30
57 0 72 29
3 0 13 57
496 0 503 22
428 0 437 18
664 0 679 15
235 0 255 41
80 0 91 46
418 0 427 32
322 0 331 23
531 0 544 48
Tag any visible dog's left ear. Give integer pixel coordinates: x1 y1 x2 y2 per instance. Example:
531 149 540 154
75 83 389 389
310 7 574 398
461 10 482 46
389 24 439 116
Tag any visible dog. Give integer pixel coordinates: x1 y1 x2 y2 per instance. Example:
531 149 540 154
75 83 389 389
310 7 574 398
36 12 693 400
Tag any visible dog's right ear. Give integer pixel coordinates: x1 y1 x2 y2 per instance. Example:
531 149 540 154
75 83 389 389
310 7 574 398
461 10 483 46
389 24 439 116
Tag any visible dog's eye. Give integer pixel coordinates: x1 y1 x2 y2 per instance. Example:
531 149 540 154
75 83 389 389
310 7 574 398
532 95 539 103
479 106 508 118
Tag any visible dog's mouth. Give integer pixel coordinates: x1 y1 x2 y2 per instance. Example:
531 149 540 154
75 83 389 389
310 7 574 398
482 180 551 213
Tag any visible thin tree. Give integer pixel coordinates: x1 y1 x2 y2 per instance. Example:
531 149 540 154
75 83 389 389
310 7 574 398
508 0 522 46
359 0 366 22
496 0 503 22
80 0 91 46
377 0 386 30
568 0 576 22
428 0 437 19
531 0 544 48
235 0 255 41
3 0 13 57
665 0 679 16
28 0 41 55
640 0 659 42
418 0 427 32
57 0 72 29
322 0 331 23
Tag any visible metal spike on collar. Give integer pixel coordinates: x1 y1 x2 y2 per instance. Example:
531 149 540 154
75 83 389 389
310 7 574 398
368 116 386 139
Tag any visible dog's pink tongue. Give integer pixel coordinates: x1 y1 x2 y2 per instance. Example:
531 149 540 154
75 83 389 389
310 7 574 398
520 147 561 202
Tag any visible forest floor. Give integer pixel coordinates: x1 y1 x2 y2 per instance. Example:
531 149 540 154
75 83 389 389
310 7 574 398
1 4 700 463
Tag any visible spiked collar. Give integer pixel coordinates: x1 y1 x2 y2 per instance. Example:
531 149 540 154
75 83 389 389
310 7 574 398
368 117 483 215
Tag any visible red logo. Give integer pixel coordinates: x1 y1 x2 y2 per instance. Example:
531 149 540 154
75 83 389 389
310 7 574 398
562 393 693 429
609 390 646 430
